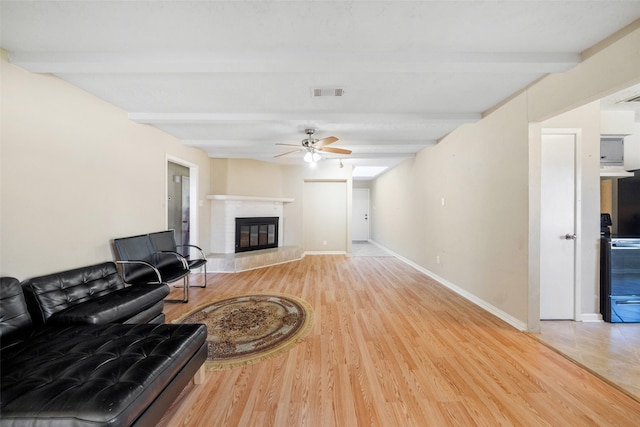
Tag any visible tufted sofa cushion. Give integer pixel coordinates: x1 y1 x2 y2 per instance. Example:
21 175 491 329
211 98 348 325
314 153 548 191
0 322 207 426
21 261 169 325
48 285 169 325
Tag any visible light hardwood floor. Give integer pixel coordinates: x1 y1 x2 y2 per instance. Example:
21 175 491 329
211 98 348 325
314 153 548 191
160 256 640 426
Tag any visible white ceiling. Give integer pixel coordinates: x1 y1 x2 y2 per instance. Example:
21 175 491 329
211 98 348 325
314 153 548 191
2 1 640 176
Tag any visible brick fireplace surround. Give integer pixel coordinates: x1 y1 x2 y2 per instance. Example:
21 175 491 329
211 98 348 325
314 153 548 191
206 195 303 272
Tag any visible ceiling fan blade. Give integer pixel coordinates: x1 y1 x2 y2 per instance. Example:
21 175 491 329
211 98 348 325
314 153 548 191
274 149 302 158
320 147 352 155
276 143 301 147
314 136 338 148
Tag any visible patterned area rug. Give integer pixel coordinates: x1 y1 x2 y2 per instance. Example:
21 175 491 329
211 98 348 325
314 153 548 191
173 294 313 370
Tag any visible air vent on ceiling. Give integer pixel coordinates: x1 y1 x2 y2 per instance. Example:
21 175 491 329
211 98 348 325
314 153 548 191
312 88 344 97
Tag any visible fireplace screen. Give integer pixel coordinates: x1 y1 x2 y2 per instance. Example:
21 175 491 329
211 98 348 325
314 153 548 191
235 217 278 253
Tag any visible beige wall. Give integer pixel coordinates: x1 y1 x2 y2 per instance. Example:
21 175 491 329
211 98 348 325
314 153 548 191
284 164 353 253
211 158 284 197
371 22 640 330
372 93 530 325
303 181 348 252
208 159 353 253
210 158 229 194
0 57 211 279
353 180 371 189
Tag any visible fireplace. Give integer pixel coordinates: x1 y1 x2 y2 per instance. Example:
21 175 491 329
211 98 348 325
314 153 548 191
209 195 292 254
235 217 279 253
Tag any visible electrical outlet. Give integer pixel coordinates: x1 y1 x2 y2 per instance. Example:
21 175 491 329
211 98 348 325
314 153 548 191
436 255 441 264
323 240 327 246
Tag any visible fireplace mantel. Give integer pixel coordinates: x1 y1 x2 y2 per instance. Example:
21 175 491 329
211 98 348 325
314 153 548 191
207 195 294 203
208 195 293 254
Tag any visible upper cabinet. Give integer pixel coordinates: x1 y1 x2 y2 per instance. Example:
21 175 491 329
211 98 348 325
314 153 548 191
601 137 624 166
600 111 639 177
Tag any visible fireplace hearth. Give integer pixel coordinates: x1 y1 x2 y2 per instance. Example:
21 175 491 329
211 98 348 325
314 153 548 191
235 217 279 253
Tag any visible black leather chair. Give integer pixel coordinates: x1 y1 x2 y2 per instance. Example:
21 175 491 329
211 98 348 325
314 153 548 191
114 234 190 303
149 230 208 288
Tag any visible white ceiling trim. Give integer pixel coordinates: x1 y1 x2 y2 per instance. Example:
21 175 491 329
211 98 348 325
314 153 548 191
128 112 481 124
208 151 417 160
9 51 580 74
182 140 435 148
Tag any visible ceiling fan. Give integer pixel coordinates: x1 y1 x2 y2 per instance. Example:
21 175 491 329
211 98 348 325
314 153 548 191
274 129 352 162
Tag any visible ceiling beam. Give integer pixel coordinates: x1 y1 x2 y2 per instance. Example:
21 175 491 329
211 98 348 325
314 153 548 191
211 152 417 160
182 140 436 148
129 112 481 125
9 51 580 74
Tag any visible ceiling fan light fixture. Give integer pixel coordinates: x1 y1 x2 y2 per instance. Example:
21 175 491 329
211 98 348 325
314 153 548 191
304 150 322 163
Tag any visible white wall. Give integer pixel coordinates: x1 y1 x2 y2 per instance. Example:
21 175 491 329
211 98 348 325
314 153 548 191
371 22 640 330
0 55 211 279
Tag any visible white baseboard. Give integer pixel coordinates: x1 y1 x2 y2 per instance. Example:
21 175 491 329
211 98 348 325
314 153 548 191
580 313 603 322
370 240 528 332
304 251 347 256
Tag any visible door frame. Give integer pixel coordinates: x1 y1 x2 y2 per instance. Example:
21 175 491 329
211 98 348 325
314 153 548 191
532 128 583 326
166 155 199 247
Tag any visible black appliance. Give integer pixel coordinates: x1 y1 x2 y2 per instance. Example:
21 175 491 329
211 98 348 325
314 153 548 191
601 213 612 237
601 238 640 322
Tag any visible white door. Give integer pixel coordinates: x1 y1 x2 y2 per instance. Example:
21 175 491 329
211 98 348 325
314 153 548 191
352 188 370 241
540 134 576 320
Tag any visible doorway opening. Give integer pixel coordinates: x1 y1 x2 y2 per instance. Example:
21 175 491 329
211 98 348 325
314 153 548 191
166 156 199 253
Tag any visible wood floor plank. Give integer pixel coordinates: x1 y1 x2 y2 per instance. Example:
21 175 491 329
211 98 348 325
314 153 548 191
159 256 640 427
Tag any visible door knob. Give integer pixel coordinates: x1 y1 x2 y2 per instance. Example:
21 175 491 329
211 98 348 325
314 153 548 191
564 234 577 240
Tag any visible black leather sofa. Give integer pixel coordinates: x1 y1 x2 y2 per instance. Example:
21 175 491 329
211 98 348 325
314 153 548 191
21 261 170 325
0 267 208 426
